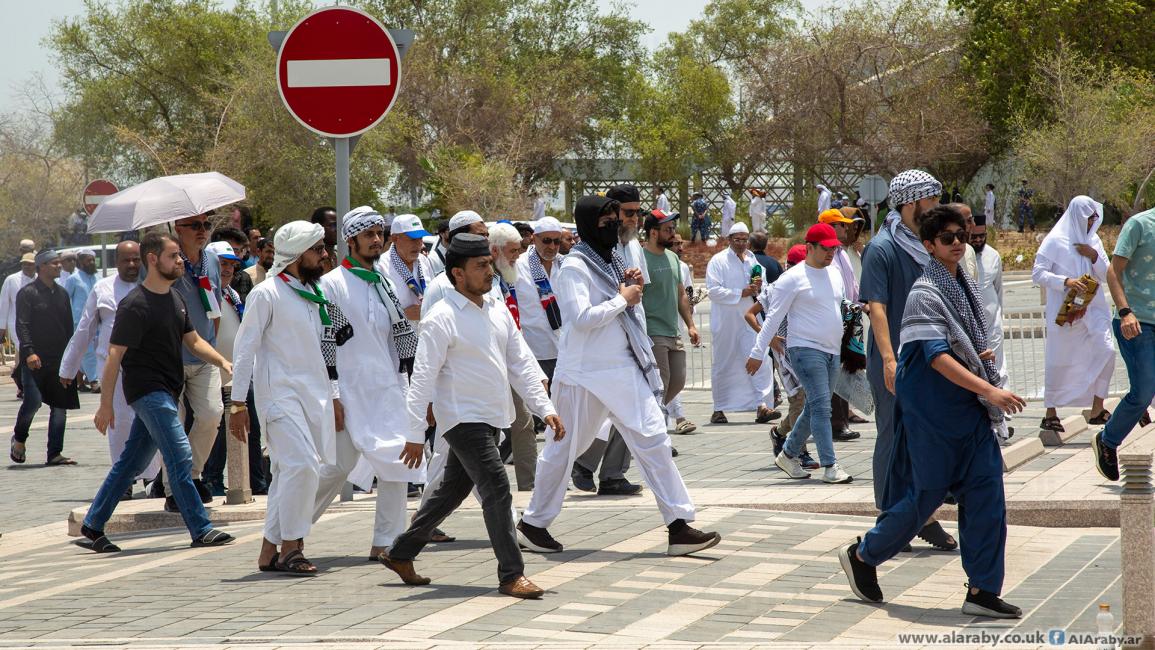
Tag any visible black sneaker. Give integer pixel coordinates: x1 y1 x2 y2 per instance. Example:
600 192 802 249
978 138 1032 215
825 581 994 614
962 585 1022 619
571 463 596 493
833 429 861 441
1091 431 1120 481
838 537 883 603
192 479 213 504
517 520 563 553
667 525 721 556
597 479 643 496
164 496 180 513
770 427 785 457
191 529 235 548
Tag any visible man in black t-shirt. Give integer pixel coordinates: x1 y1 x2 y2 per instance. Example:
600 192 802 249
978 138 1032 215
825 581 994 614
77 232 236 553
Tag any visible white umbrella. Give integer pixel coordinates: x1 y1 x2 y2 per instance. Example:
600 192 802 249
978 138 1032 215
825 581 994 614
87 172 246 234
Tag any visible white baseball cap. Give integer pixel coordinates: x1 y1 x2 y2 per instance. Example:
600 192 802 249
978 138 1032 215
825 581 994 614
448 210 483 231
533 217 564 235
391 214 431 239
206 241 241 262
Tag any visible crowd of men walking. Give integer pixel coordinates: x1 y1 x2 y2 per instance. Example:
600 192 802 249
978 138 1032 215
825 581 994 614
5 170 1155 619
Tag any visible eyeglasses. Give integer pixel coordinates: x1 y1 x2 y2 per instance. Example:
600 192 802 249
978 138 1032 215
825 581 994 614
538 237 562 246
621 208 643 218
935 231 968 245
176 221 212 232
307 243 327 255
730 237 749 244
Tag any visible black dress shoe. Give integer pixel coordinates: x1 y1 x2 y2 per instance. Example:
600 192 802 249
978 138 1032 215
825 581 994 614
571 463 595 493
832 429 861 442
597 479 643 496
164 496 180 513
120 486 134 501
147 476 165 499
192 479 213 504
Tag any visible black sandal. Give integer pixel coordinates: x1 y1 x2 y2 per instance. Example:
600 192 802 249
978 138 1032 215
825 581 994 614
9 437 25 464
430 528 456 543
917 521 958 551
45 455 77 466
76 525 121 553
259 552 281 572
275 548 317 574
710 411 728 424
1039 416 1065 433
1142 411 1152 428
1087 410 1111 425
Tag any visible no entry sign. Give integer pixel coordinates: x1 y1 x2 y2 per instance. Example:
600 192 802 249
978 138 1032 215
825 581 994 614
83 179 118 216
276 6 402 138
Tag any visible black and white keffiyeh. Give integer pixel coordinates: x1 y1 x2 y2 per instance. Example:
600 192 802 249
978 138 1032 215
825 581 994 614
567 242 664 402
388 245 426 298
884 210 931 267
902 258 1004 427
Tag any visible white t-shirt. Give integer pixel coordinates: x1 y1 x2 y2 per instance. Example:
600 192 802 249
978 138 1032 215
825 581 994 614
750 262 845 357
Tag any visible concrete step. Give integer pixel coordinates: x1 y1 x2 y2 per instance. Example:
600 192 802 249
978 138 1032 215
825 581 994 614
1002 436 1045 472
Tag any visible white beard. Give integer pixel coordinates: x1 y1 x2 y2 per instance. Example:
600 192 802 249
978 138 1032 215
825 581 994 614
495 256 518 284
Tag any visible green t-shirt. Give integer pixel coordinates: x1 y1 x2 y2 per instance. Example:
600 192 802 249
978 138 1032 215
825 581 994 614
641 248 682 338
1114 207 1155 324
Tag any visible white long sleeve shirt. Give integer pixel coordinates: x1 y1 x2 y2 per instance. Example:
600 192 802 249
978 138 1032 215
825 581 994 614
407 289 552 442
514 250 563 360
60 275 136 379
0 271 34 345
750 262 845 358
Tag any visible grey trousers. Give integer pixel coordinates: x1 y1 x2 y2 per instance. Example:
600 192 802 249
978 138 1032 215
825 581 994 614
508 389 537 491
575 428 631 481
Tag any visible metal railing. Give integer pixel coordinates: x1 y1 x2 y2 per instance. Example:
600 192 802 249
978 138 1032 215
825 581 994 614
683 299 1131 401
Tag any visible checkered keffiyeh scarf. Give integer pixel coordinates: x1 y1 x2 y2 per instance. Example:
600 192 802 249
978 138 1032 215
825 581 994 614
528 246 562 330
280 273 353 381
902 258 1003 427
389 245 425 299
567 242 664 402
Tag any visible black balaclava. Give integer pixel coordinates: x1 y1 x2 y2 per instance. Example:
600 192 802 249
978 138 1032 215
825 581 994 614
574 195 620 261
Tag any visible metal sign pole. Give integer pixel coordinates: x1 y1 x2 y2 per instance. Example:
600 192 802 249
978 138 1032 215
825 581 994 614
334 136 351 261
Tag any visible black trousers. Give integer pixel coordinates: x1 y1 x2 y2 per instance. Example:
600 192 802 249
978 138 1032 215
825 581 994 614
390 422 524 584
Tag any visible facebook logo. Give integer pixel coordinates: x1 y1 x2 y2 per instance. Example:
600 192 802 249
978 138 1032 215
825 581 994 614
1048 629 1066 645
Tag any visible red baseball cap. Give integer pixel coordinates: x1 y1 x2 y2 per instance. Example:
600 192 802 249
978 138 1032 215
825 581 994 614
786 244 807 265
805 223 841 248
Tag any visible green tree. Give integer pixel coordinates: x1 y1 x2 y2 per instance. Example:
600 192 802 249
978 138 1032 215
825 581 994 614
951 0 1155 144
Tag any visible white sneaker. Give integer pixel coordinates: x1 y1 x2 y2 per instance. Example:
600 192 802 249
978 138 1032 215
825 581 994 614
822 464 853 484
775 451 811 479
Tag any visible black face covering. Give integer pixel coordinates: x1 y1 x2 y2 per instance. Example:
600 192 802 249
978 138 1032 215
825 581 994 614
574 195 619 261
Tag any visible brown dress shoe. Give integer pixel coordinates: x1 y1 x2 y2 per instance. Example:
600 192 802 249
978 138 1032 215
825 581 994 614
379 552 431 585
498 575 544 599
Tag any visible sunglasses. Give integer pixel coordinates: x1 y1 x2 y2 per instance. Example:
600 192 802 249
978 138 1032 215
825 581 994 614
538 237 562 245
621 208 644 218
176 221 212 232
934 231 968 245
306 243 328 255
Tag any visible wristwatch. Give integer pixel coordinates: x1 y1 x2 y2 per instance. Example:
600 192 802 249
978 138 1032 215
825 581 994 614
1119 307 1133 318
229 403 248 415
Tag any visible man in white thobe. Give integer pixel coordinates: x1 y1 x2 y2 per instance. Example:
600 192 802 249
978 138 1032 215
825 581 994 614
0 254 36 352
721 194 737 238
383 214 435 328
748 190 767 234
984 183 996 227
705 222 774 423
313 207 425 561
532 194 547 221
519 195 721 557
64 249 100 387
1032 196 1114 432
60 242 160 483
969 217 1005 378
817 184 832 214
655 186 671 214
231 221 338 574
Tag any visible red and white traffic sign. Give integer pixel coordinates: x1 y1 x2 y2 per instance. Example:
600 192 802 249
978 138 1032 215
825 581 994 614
276 6 401 138
83 179 118 216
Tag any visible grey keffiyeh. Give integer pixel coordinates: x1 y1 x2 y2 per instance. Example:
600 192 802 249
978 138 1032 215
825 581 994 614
901 258 1004 429
567 242 664 402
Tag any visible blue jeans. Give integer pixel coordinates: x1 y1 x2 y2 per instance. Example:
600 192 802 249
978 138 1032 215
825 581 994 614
1103 318 1155 449
783 347 839 467
84 390 212 539
13 363 67 460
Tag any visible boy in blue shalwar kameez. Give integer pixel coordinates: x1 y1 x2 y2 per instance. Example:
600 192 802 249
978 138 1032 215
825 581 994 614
839 205 1026 619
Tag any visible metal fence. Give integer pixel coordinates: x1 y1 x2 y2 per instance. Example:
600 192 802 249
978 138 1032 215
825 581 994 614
684 301 1131 401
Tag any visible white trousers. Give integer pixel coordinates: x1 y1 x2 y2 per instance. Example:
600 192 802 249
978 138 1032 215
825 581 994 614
522 382 695 529
108 375 160 480
263 416 321 545
421 427 519 522
314 429 408 547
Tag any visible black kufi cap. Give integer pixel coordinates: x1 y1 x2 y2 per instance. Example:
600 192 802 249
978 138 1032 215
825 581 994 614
606 184 640 203
448 232 491 257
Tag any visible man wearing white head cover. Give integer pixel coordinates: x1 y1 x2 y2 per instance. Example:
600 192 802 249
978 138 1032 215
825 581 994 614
383 214 434 328
515 218 565 384
1032 196 1114 431
748 190 767 234
309 207 426 560
705 221 775 424
721 194 737 238
816 184 832 215
231 221 340 574
60 241 160 483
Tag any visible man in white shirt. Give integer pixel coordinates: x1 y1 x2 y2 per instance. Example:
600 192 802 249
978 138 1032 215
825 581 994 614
532 193 547 221
969 215 1006 383
60 241 159 483
705 222 775 424
381 233 561 599
816 184 832 214
984 184 996 227
748 189 767 233
231 221 339 575
721 194 737 238
0 253 37 352
746 223 853 484
314 207 425 562
515 218 565 384
655 186 671 213
382 214 435 327
519 195 721 557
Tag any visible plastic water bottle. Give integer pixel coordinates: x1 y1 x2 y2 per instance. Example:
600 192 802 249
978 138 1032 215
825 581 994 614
1096 603 1114 650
